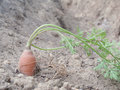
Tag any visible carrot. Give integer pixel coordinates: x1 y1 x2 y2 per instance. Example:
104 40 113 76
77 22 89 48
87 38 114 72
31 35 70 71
18 47 36 76
18 24 68 76
18 24 72 76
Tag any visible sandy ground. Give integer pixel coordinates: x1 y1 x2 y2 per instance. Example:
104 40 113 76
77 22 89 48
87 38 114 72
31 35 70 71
0 0 120 90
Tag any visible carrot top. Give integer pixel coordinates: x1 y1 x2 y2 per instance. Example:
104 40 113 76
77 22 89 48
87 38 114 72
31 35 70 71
26 24 120 81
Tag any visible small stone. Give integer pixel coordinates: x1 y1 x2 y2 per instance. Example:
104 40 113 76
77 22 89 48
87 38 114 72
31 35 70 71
47 79 61 87
71 87 79 90
8 32 14 36
51 32 59 37
59 87 66 90
53 86 59 90
72 54 80 59
69 83 74 88
74 85 80 89
49 53 54 57
17 74 24 77
82 54 87 59
38 83 44 87
0 83 10 90
3 60 10 64
24 83 33 90
79 89 83 90
13 78 24 86
5 76 11 83
37 83 50 89
34 88 40 90
26 76 34 81
71 87 76 90
62 82 69 88
44 78 49 82
0 69 5 73
13 76 33 87
63 82 69 87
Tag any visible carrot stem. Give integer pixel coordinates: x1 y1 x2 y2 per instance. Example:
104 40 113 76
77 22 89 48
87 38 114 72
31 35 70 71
26 24 114 62
31 44 65 50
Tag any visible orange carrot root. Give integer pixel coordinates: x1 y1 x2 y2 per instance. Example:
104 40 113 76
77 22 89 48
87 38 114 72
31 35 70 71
18 49 36 76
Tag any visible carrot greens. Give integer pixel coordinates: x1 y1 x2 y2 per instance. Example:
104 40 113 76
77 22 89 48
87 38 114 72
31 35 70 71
27 24 120 81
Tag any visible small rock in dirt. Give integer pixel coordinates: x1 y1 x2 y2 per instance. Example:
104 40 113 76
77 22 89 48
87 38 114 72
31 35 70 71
69 83 74 88
84 59 94 66
37 79 61 90
13 76 34 87
3 60 10 64
26 76 34 81
63 82 69 88
74 85 80 89
0 86 9 90
0 69 5 73
47 79 61 87
34 88 41 90
8 32 14 36
37 83 50 89
5 76 11 83
51 32 59 37
24 83 33 90
82 54 87 59
59 87 66 90
72 54 80 59
17 74 24 77
62 82 71 89
37 83 45 87
0 83 10 90
44 78 49 81
79 89 83 90
53 86 59 90
71 87 79 90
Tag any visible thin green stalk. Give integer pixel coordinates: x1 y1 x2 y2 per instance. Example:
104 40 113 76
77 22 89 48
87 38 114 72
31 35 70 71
27 24 57 48
31 44 65 50
27 28 70 51
29 24 110 62
73 34 110 62
29 24 69 40
27 27 69 51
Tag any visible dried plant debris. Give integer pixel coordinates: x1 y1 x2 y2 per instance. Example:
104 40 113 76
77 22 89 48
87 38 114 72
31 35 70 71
48 60 67 79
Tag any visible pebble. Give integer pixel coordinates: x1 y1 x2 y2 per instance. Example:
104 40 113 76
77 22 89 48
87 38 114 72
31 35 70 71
24 83 33 90
17 74 24 77
37 83 50 89
59 87 66 90
72 54 80 59
37 83 44 88
34 88 40 90
0 69 5 73
8 32 14 36
82 54 87 59
26 76 34 81
0 83 10 90
74 85 80 89
44 78 49 82
79 89 83 90
53 86 59 90
47 79 61 87
71 87 79 90
3 60 10 64
62 82 69 88
13 76 34 87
